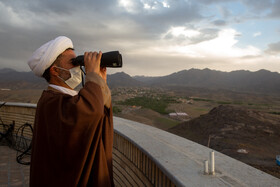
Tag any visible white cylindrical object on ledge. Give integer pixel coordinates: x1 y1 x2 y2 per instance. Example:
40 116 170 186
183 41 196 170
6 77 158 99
210 151 215 175
204 160 209 174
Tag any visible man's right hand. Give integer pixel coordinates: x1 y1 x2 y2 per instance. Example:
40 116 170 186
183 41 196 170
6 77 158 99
84 51 105 80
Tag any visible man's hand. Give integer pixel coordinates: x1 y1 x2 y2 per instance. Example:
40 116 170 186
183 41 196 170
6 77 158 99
84 51 107 82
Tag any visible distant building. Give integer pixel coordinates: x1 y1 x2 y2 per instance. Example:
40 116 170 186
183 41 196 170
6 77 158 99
169 112 189 120
169 113 177 117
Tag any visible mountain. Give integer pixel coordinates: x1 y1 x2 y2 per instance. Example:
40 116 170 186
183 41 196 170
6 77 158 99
1 68 280 94
0 68 47 89
107 72 145 88
134 68 280 94
0 69 144 89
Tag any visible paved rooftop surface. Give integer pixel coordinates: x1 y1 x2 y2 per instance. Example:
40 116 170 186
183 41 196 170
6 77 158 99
0 146 30 187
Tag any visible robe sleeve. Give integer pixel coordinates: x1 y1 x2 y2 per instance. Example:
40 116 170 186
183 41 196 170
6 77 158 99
85 72 111 108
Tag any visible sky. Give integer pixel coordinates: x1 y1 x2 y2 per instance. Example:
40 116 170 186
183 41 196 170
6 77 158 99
0 0 280 76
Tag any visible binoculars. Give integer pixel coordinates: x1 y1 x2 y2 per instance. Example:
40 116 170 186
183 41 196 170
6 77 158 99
72 51 122 68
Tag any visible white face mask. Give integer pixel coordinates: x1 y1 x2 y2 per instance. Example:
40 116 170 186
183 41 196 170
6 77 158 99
56 66 82 89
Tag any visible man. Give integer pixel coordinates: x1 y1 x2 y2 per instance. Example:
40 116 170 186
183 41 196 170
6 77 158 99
27 36 114 186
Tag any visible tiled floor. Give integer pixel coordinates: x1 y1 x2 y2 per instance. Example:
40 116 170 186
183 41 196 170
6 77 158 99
0 146 30 187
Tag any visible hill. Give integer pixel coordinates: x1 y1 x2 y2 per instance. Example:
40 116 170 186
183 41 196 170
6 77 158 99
168 105 280 178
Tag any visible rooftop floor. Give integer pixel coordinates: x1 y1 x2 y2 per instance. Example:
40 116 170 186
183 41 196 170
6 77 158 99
0 146 30 187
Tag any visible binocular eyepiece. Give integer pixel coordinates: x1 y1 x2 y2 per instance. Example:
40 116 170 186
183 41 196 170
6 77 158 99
71 51 122 68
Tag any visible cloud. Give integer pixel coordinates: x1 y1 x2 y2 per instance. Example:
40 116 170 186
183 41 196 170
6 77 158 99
266 41 280 54
115 27 264 76
192 29 261 58
161 26 219 48
212 20 227 26
159 28 261 58
218 6 232 18
253 32 261 37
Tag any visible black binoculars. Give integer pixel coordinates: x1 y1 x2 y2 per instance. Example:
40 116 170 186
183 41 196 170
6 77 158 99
72 51 122 68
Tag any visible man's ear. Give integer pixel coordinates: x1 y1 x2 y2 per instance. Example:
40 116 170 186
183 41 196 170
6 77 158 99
50 66 59 76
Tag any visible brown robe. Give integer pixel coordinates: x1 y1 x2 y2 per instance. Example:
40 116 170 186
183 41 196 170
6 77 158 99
30 79 114 186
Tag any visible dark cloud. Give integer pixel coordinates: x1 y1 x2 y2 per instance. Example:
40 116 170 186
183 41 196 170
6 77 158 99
241 0 273 11
2 0 118 16
120 0 203 37
241 0 280 18
266 41 280 54
269 0 280 18
0 0 204 65
0 0 124 70
212 20 227 26
197 0 233 4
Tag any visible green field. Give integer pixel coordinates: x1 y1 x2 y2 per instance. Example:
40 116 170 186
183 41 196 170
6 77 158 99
118 95 179 114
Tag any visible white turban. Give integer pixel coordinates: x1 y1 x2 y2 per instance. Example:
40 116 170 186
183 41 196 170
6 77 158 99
27 36 73 77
